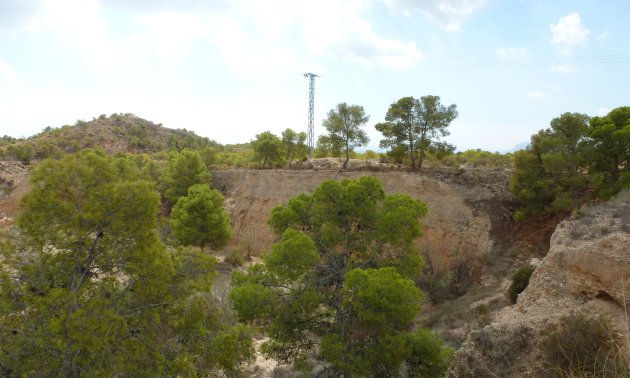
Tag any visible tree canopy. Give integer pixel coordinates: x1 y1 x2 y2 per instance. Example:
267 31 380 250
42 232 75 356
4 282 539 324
170 183 232 249
230 176 452 376
587 106 630 197
0 150 252 376
281 128 308 167
252 131 284 168
160 148 210 204
510 109 630 219
314 134 343 158
376 95 458 170
322 103 370 169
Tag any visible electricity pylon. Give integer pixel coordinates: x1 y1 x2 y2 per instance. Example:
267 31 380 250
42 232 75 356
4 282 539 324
303 73 319 154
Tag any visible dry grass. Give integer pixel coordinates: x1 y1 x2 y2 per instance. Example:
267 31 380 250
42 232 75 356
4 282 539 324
538 314 630 377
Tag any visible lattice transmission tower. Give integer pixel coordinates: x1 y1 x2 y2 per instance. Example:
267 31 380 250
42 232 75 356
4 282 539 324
303 73 319 154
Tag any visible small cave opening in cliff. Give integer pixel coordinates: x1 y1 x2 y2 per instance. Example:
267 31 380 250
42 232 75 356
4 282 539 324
595 290 618 306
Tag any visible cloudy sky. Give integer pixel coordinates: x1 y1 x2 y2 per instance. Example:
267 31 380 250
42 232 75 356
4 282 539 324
0 0 628 151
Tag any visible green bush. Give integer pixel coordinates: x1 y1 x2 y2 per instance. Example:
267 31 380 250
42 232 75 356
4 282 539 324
539 314 628 377
224 250 245 267
405 328 454 377
508 265 535 303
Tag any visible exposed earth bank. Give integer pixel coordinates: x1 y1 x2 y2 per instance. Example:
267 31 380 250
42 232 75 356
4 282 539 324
211 166 534 262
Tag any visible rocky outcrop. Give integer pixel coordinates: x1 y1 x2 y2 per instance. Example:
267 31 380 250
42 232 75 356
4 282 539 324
449 191 630 377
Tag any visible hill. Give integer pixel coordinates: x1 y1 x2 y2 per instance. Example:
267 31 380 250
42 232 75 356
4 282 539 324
0 113 214 160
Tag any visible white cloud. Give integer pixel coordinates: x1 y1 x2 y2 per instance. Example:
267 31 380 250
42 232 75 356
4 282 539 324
597 30 609 41
203 0 423 69
302 1 423 68
527 91 547 99
597 107 610 116
0 60 18 83
384 0 488 32
103 0 423 70
496 48 528 59
550 12 590 54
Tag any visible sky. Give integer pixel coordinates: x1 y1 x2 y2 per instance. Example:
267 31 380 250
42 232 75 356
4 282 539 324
0 0 628 152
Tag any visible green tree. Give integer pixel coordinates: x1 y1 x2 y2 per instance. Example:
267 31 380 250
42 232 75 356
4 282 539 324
322 103 370 170
314 134 343 158
281 128 308 167
252 131 284 168
376 95 458 170
0 150 252 376
510 112 592 219
230 176 451 376
200 145 218 167
428 141 456 161
170 183 232 249
320 268 425 376
587 107 630 197
112 153 162 184
375 96 417 168
6 143 35 164
35 140 64 160
161 149 210 204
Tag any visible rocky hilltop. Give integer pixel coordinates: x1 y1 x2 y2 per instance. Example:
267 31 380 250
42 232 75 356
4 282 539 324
1 113 213 157
450 190 630 377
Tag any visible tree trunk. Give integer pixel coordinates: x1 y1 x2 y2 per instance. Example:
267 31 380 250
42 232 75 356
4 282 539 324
409 135 416 171
417 133 427 172
343 142 349 170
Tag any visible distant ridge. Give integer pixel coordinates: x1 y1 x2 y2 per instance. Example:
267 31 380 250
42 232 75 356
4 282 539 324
508 141 529 152
496 141 528 154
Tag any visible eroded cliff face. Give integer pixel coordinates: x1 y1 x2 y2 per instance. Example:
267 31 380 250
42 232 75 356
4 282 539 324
449 191 630 377
211 167 521 262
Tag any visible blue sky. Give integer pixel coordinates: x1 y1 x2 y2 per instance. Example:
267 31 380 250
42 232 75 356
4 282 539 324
0 0 628 151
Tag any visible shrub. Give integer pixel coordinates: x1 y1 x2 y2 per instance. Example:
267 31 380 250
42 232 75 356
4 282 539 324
474 304 491 327
508 265 535 303
418 246 482 303
539 314 628 377
224 250 245 267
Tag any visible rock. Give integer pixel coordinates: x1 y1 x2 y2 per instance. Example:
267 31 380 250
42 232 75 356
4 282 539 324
528 257 542 266
449 190 630 377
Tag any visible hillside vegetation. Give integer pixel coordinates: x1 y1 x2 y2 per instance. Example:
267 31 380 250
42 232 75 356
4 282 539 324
0 103 628 376
0 113 214 160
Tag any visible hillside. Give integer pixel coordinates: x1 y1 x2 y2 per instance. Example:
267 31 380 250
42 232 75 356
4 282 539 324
0 113 214 158
0 113 626 376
